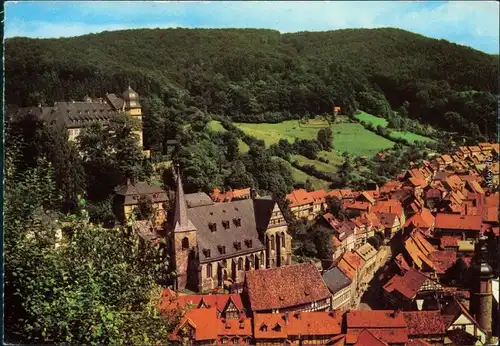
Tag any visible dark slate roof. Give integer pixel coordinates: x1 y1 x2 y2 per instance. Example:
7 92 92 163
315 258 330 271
54 101 118 129
105 93 125 110
253 198 276 230
115 182 168 205
322 267 352 294
185 192 214 208
187 199 264 263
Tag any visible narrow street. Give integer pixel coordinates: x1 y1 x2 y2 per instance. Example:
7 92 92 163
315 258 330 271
356 244 393 310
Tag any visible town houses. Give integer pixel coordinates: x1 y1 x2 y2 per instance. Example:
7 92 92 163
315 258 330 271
125 141 498 345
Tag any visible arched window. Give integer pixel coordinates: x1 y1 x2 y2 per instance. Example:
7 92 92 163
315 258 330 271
238 258 243 270
260 252 265 265
182 237 189 249
270 235 275 251
206 263 212 278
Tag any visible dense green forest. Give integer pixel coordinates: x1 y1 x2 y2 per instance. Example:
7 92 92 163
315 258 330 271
5 27 499 140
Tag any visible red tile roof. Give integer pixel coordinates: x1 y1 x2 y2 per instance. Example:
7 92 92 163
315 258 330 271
309 189 328 203
347 310 407 328
407 339 433 346
253 311 343 339
435 213 482 231
383 268 428 300
328 189 344 199
439 235 460 248
484 206 499 223
408 177 427 187
372 200 404 218
211 187 251 202
337 259 357 281
404 208 435 229
343 250 366 270
343 200 372 211
403 310 446 336
346 310 409 344
428 251 457 274
217 317 253 338
170 307 219 342
355 329 388 346
245 263 331 311
159 289 245 316
380 181 404 194
286 189 314 207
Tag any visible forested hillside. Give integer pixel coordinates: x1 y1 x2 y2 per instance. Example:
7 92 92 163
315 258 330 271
5 27 499 139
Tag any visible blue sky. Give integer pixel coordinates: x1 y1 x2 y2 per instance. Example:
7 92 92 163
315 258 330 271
5 1 500 54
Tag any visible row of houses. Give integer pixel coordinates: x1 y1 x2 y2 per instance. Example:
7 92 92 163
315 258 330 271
162 279 489 345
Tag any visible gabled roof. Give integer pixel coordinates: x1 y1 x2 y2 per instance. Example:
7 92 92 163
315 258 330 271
115 181 168 205
217 317 252 337
309 189 328 203
354 329 388 346
441 297 486 334
245 263 331 311
253 311 343 339
286 189 314 207
403 208 435 229
159 290 245 316
359 191 376 205
403 310 446 336
185 192 214 208
435 213 482 231
188 198 265 262
346 310 409 344
372 200 404 218
253 198 280 230
170 307 219 342
383 268 428 300
376 212 398 228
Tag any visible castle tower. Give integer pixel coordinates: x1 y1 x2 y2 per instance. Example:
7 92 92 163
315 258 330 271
469 235 494 340
122 86 143 149
171 167 198 290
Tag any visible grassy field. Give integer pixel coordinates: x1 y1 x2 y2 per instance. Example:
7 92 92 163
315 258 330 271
290 154 339 174
235 119 394 157
274 157 330 190
354 111 389 127
391 131 435 143
209 120 250 153
353 111 435 143
331 123 394 156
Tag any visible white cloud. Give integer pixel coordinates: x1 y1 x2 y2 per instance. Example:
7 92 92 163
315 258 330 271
4 1 499 52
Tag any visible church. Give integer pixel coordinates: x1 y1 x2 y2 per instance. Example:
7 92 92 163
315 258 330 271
169 169 293 293
6 86 144 150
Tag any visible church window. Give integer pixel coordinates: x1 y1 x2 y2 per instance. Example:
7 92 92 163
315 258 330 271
206 263 213 278
218 245 226 254
245 239 253 248
238 258 243 270
270 235 276 250
260 252 265 264
182 237 189 249
203 248 211 258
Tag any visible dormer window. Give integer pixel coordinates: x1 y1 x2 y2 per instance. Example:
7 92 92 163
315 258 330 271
260 323 268 332
233 218 242 227
245 239 253 248
222 220 230 229
234 241 241 250
272 323 282 332
239 320 245 329
203 248 211 258
209 222 217 232
153 193 159 198
218 245 226 255
133 195 140 200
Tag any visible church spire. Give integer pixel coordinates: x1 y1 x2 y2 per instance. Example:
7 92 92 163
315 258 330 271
173 165 196 233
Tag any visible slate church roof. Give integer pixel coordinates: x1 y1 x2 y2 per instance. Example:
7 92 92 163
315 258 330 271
187 198 265 263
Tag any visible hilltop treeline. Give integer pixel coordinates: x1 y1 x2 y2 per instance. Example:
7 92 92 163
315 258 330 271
5 27 499 139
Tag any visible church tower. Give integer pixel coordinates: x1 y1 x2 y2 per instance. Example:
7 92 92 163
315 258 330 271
171 167 198 290
469 235 494 340
122 86 143 149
